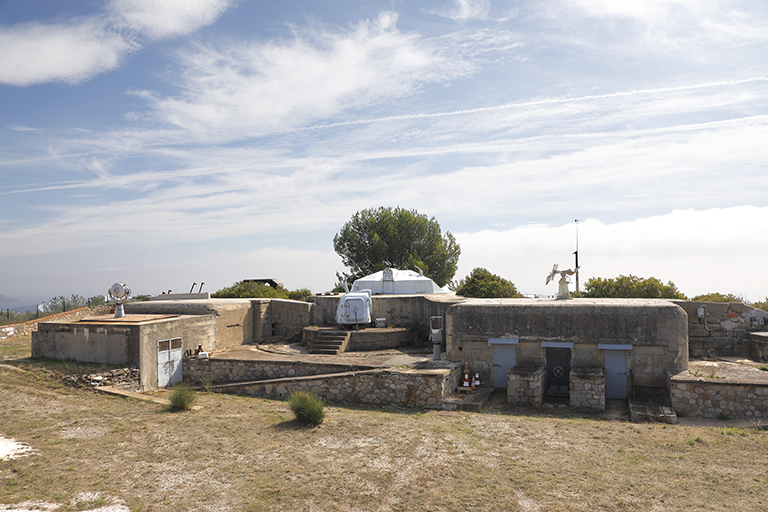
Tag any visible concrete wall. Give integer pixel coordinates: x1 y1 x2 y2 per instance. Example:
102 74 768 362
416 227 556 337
184 357 374 383
32 321 140 365
262 299 324 342
446 298 689 389
126 299 252 349
127 298 322 345
31 314 216 391
203 367 455 409
136 315 216 391
311 294 463 343
672 300 768 358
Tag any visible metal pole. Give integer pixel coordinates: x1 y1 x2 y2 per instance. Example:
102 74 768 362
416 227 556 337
574 219 579 294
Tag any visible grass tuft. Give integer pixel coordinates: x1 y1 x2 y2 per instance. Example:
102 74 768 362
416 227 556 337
168 384 198 412
287 391 325 425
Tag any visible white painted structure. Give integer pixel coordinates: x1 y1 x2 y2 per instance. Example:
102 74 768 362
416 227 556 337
351 267 445 295
336 289 373 326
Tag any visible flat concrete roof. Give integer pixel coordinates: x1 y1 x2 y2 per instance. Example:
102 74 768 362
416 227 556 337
71 314 179 325
454 298 681 307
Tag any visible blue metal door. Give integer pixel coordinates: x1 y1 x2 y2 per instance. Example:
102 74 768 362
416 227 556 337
492 343 517 388
604 350 628 399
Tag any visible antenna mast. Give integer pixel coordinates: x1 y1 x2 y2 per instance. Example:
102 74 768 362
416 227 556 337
574 219 580 293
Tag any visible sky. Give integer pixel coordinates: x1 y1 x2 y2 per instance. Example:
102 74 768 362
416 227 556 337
1 0 767 307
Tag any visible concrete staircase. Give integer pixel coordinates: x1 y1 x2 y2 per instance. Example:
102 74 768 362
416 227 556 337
309 331 349 355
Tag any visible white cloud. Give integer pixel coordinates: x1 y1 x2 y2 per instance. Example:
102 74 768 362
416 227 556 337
139 12 475 139
0 0 234 86
109 0 235 39
559 0 768 53
454 206 768 302
438 0 492 20
0 17 134 86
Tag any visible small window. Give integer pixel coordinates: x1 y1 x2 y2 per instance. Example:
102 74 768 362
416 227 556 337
171 338 182 350
158 340 170 352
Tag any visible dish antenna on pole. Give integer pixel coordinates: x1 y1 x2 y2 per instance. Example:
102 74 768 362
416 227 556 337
108 282 131 318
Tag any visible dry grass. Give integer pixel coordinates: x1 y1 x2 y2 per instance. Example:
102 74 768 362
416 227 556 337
1 335 768 511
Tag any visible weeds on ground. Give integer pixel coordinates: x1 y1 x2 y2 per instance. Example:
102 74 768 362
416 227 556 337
168 384 197 412
287 391 325 425
199 376 214 392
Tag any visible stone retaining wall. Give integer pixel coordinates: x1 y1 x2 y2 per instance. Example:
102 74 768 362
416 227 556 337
208 368 454 408
183 357 374 384
570 367 605 411
668 370 768 419
507 365 545 407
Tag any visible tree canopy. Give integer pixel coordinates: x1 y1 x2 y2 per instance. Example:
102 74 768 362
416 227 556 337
333 207 460 287
455 268 523 298
691 292 743 303
212 281 312 301
581 275 687 299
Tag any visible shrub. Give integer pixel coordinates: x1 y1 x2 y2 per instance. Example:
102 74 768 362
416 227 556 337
168 384 198 411
288 391 325 425
455 268 522 298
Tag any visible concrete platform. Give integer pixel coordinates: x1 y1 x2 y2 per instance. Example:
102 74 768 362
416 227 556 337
441 388 494 412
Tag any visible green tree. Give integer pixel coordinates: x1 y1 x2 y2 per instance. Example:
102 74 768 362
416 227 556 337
691 292 743 303
455 268 523 298
42 294 88 314
333 207 460 287
212 281 313 301
582 275 687 299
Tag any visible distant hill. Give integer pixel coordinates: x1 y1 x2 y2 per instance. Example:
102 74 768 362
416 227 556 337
0 295 21 306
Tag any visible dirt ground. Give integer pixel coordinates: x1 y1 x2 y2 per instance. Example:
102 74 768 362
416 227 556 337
2 335 768 511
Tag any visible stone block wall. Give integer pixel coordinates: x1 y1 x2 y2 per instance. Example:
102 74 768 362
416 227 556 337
183 357 373 383
507 365 545 407
570 367 605 411
668 370 768 419
206 368 455 409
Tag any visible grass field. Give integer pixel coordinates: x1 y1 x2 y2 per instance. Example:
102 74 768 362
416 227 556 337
1 335 768 511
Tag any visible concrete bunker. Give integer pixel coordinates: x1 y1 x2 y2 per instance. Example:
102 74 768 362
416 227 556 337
445 298 689 411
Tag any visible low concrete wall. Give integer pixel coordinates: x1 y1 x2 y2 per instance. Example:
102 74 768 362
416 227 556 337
208 367 455 408
668 370 768 419
184 357 457 408
32 321 140 365
183 357 374 383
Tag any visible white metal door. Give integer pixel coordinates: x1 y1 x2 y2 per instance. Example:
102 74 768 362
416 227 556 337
604 350 628 399
492 343 517 388
158 338 183 388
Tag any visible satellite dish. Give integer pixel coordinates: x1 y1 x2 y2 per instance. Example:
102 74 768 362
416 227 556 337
108 282 131 318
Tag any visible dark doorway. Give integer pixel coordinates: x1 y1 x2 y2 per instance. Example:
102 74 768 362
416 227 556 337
546 348 571 397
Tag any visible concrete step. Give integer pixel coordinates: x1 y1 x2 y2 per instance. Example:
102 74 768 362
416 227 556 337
441 388 495 412
309 348 341 355
628 398 678 424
